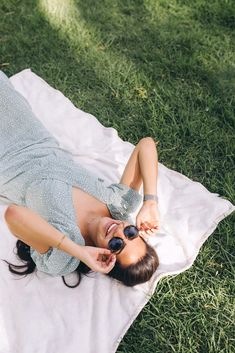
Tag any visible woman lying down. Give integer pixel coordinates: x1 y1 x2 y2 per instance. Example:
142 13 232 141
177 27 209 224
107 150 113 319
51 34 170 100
0 70 160 288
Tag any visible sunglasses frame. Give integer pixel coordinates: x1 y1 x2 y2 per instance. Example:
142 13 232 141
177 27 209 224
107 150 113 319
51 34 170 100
108 225 140 255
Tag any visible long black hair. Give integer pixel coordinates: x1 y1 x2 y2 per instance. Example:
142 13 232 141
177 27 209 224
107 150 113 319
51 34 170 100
3 239 159 288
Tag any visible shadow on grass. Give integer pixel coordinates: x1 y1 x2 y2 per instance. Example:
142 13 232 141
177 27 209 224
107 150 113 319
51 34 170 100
74 0 234 191
76 0 234 114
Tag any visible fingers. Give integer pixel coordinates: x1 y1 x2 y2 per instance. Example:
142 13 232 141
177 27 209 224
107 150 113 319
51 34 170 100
99 248 112 255
97 252 116 273
146 229 154 235
140 221 158 231
138 221 160 239
105 254 116 268
100 256 116 273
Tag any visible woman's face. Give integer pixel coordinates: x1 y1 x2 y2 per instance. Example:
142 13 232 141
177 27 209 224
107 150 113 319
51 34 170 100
88 216 147 267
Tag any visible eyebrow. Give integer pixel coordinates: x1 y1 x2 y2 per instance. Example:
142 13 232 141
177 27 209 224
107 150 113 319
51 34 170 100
117 236 145 256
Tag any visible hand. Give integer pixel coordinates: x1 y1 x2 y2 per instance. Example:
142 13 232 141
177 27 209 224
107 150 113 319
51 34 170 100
79 246 117 274
136 200 160 238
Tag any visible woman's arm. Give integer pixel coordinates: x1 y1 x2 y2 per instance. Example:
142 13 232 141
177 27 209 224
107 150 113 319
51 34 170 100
4 205 116 273
4 205 84 258
120 137 160 232
120 137 159 198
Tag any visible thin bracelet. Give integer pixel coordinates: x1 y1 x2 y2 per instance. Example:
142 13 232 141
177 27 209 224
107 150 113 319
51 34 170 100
56 234 66 250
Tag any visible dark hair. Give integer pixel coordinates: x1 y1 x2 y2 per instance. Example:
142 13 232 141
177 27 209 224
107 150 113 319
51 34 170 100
3 239 159 288
107 240 159 286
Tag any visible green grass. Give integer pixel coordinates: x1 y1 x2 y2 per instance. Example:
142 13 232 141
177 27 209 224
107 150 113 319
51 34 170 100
1 0 234 352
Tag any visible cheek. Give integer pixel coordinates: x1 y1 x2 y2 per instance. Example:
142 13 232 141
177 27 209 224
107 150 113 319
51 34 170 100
96 235 106 248
99 238 109 250
96 216 112 248
95 228 108 249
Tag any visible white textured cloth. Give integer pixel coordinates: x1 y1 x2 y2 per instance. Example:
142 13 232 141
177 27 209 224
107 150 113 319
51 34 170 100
0 69 234 353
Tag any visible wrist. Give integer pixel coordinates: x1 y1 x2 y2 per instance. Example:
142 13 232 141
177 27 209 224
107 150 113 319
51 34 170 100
75 243 86 261
60 236 85 260
143 194 158 203
143 199 158 206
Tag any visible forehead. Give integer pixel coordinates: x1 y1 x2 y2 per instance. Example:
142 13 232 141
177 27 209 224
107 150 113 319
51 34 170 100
116 236 146 266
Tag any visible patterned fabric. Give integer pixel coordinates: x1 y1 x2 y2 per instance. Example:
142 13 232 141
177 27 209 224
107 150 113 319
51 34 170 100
0 70 142 276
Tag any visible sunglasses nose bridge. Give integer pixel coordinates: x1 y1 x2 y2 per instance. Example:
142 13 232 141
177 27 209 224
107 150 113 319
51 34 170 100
110 223 138 241
109 223 127 243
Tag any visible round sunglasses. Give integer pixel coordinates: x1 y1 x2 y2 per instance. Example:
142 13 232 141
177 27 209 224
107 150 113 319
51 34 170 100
107 225 140 255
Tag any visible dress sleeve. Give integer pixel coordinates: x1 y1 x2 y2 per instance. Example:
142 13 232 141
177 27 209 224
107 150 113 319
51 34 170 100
106 182 143 222
24 178 85 277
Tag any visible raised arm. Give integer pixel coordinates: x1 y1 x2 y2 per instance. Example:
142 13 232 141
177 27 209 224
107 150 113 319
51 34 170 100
120 137 159 198
120 137 160 232
4 205 116 275
4 204 84 258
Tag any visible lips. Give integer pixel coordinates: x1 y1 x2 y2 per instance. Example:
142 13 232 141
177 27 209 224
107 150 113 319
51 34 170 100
104 221 120 238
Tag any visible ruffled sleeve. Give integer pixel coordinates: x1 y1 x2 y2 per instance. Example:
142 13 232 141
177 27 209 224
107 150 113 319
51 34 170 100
24 178 85 276
106 182 142 222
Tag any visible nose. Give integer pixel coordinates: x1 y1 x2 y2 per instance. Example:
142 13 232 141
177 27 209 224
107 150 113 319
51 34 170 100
112 222 129 239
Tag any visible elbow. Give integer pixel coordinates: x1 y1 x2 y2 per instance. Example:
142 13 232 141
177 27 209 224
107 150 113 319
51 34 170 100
139 136 157 147
139 136 159 148
4 205 19 224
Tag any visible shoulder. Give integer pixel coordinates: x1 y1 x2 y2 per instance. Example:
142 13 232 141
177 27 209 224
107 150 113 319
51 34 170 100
106 182 142 220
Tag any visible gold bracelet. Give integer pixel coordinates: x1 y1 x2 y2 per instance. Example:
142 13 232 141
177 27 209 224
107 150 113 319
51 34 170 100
56 234 66 250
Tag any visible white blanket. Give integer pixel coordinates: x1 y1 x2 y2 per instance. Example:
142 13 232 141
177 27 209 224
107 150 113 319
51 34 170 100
0 69 234 353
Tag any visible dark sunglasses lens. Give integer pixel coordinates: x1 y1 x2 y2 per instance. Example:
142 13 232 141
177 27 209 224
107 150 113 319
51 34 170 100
108 238 124 253
124 225 139 239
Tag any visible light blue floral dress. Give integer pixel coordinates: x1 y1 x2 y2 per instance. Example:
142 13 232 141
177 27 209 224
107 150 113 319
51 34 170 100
0 70 142 276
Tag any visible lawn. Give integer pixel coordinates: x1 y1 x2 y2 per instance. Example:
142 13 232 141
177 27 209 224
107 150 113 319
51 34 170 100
1 0 234 352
